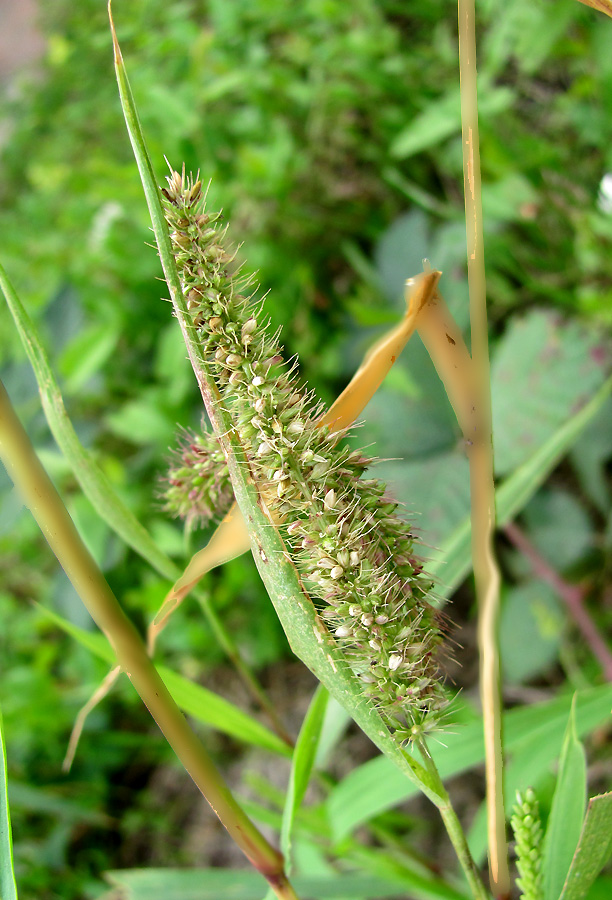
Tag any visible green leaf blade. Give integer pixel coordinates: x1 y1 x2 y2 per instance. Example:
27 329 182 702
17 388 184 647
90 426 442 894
328 685 612 841
542 697 587 900
0 710 19 900
280 685 329 870
560 792 612 900
0 260 176 584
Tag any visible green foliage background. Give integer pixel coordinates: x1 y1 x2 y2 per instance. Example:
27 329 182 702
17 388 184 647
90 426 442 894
1 1 611 897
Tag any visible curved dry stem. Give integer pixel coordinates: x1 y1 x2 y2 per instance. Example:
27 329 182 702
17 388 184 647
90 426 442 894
458 0 509 894
63 665 121 772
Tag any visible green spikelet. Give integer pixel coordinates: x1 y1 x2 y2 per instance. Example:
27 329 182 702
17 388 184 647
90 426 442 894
161 168 448 738
511 788 544 900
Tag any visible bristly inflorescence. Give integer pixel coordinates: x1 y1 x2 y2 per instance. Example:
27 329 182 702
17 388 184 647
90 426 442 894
163 426 234 529
161 168 447 739
510 789 543 900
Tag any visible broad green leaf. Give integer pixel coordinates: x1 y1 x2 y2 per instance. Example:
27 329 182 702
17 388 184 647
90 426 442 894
281 685 329 871
500 581 563 684
560 792 612 900
110 8 442 806
0 709 18 900
104 867 469 900
327 685 612 840
377 453 470 552
542 698 587 900
482 173 539 223
374 210 430 303
483 0 579 76
513 488 593 574
105 394 177 447
570 396 612 515
427 375 612 599
491 311 609 477
35 604 290 757
59 322 119 394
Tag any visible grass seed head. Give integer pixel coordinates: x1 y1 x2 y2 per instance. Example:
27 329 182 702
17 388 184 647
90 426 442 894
162 168 449 736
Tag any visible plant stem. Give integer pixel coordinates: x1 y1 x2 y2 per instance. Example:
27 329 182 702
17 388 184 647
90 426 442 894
0 377 298 899
457 1 509 895
416 739 490 900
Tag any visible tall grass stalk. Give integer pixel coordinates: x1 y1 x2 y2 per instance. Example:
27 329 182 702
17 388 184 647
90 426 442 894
458 1 508 895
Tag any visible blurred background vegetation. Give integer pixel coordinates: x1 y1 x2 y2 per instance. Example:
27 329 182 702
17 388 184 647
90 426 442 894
1 0 611 897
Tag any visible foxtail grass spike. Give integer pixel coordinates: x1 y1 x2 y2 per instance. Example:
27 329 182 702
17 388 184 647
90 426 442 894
162 168 447 737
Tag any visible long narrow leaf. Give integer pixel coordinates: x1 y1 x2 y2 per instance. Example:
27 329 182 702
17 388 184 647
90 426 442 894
1 247 278 736
0 710 18 900
542 697 587 900
280 686 329 871
327 684 612 840
560 792 612 900
0 261 175 584
105 867 466 900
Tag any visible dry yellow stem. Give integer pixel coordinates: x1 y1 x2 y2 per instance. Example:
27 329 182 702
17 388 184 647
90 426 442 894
575 0 612 18
411 286 475 437
63 665 121 771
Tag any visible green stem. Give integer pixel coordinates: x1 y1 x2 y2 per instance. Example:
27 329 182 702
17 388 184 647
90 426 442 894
416 739 490 900
0 377 298 899
457 1 509 895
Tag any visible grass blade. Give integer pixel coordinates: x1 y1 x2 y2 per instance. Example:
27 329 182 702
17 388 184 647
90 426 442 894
542 697 587 900
328 684 612 840
560 792 612 900
105 867 468 900
280 686 329 871
0 709 18 900
0 249 283 741
0 261 175 583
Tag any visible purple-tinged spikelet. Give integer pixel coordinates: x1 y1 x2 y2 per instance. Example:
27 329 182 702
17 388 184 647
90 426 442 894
163 426 234 528
161 168 447 738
